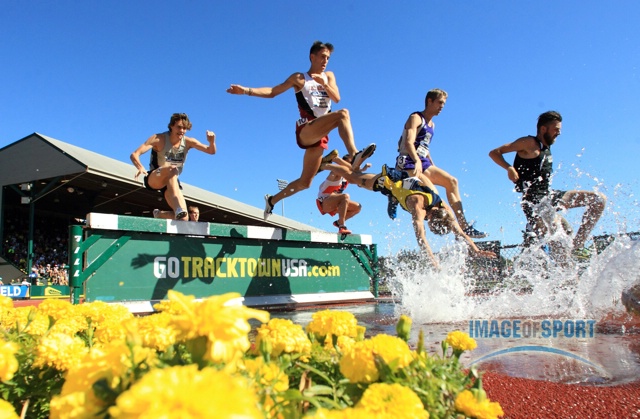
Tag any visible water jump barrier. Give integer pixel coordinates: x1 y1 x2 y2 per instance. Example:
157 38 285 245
67 213 378 313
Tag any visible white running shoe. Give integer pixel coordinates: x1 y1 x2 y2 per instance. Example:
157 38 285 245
352 143 376 169
153 209 160 218
264 195 274 220
175 208 187 219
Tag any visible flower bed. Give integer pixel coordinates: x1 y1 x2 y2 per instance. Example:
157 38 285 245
1 293 502 418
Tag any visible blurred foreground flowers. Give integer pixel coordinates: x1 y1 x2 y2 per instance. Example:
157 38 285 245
0 292 502 418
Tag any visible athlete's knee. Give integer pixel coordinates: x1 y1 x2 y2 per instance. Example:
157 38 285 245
446 176 459 190
336 108 350 121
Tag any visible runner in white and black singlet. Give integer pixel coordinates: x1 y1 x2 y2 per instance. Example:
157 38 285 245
227 41 376 220
131 113 217 220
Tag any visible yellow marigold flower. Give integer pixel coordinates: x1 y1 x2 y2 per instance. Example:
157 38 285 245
455 390 504 419
168 291 270 363
305 407 368 418
306 310 359 341
243 357 289 393
109 364 263 418
124 312 178 352
153 293 196 314
356 383 428 418
6 306 50 336
33 332 88 371
0 399 19 419
446 331 477 352
50 389 105 419
78 300 133 330
0 295 13 310
254 318 312 359
340 334 414 383
0 340 19 382
92 317 129 346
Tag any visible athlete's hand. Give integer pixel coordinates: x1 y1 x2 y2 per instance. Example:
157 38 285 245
310 73 328 87
226 84 247 95
474 249 497 259
507 166 519 183
134 169 147 181
206 130 216 142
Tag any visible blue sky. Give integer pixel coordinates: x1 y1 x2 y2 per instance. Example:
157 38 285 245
2 1 639 256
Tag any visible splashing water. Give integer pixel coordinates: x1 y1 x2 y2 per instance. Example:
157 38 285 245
388 235 640 324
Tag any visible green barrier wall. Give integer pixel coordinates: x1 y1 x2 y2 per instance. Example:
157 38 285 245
69 213 378 311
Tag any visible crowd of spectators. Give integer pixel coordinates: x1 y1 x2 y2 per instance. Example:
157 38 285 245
2 213 70 285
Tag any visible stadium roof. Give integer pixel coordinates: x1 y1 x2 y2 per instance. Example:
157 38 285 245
0 132 321 231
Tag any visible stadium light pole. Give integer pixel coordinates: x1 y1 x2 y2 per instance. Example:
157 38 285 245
277 179 288 216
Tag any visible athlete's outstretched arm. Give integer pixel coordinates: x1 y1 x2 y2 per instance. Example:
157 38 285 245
130 134 160 180
489 137 531 184
186 131 217 155
226 73 302 99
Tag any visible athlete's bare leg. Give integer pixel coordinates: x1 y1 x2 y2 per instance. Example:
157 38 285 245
270 146 324 206
298 109 358 157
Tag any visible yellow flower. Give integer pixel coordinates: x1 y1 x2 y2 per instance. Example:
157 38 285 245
356 383 428 419
339 334 414 383
446 331 477 352
50 390 104 419
254 318 311 359
6 307 50 336
124 312 178 352
38 299 88 336
243 357 289 392
0 295 14 311
455 390 504 419
0 340 19 382
168 291 270 363
33 332 88 371
51 340 158 418
305 407 367 418
306 310 360 342
109 365 263 418
0 398 19 419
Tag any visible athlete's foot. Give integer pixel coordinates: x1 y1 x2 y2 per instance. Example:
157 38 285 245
351 143 376 169
571 247 592 261
263 194 274 220
463 223 488 239
175 207 187 220
337 225 352 235
317 149 339 173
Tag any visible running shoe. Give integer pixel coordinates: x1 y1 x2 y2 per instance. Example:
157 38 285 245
263 194 274 220
153 209 160 218
175 207 187 220
352 143 376 169
572 247 592 260
338 225 352 235
332 220 340 228
463 223 488 239
387 195 398 220
317 149 339 173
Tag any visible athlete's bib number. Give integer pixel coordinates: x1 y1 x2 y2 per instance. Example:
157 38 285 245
296 118 309 127
416 141 430 158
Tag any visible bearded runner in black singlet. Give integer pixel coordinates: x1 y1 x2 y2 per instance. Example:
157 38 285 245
490 111 606 259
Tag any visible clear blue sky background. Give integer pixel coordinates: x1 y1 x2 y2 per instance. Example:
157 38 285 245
2 1 639 256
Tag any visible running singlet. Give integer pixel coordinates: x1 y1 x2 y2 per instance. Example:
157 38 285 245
375 167 442 212
513 136 552 199
397 112 433 157
150 133 189 175
317 177 347 200
295 73 331 121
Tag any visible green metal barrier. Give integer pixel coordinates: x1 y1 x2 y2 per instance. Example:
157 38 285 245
69 213 378 312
